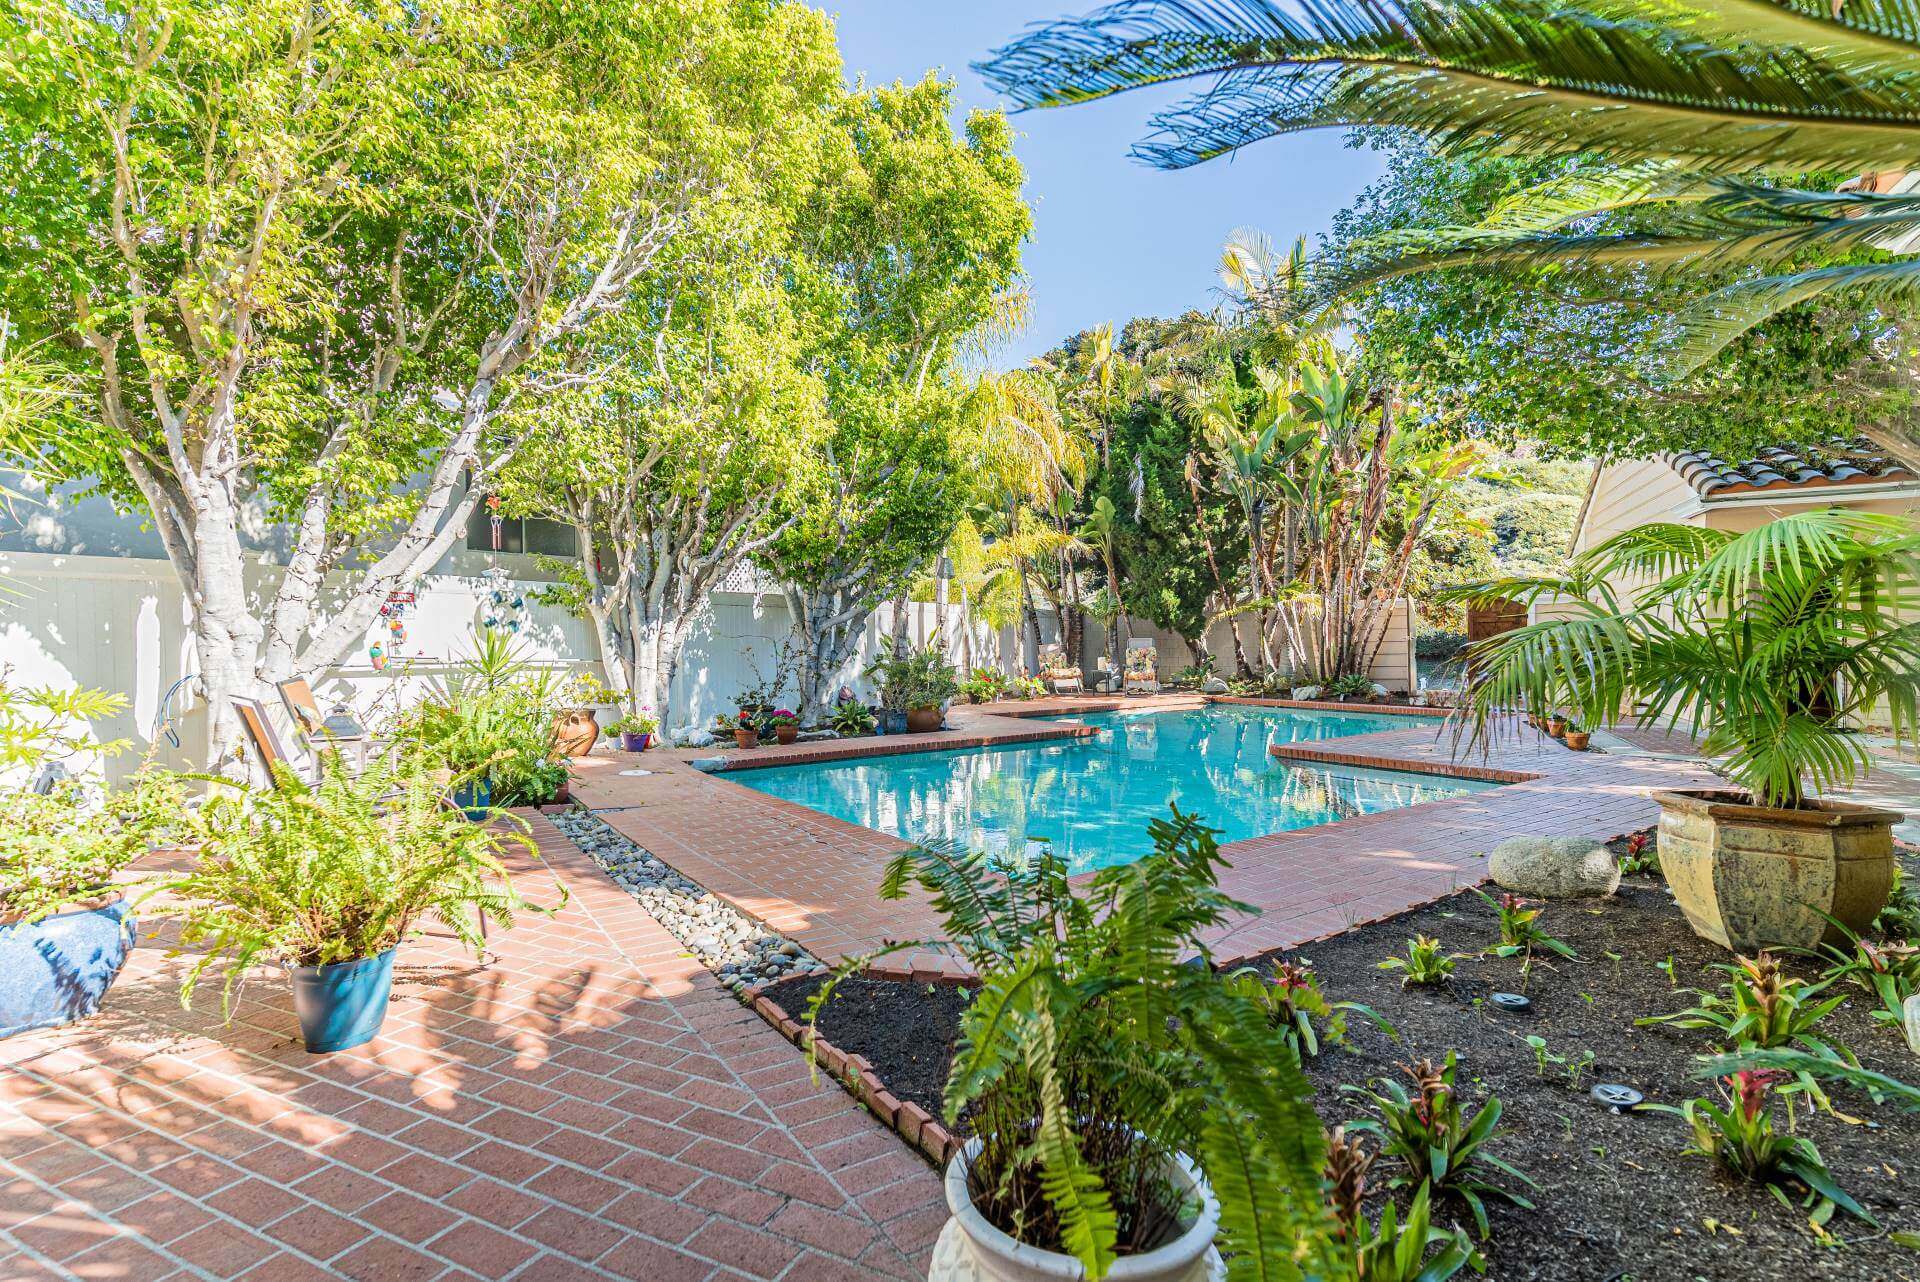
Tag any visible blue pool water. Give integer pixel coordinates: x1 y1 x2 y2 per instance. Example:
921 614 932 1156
731 704 1501 873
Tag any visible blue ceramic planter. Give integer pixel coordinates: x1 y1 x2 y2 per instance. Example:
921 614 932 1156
451 776 491 821
619 731 652 752
291 948 396 1053
0 900 135 1042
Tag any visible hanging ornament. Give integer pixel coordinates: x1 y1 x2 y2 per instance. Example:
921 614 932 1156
388 615 407 646
487 493 504 552
369 642 388 672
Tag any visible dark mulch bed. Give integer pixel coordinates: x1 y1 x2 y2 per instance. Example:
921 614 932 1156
775 835 1920 1282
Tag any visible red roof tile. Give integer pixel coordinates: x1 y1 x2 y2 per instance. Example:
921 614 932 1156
1666 440 1915 499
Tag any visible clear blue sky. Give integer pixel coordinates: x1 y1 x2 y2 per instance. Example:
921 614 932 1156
821 1 1388 366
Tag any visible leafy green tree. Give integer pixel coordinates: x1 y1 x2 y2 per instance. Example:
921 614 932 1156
2 0 796 760
976 0 1920 471
769 83 1030 719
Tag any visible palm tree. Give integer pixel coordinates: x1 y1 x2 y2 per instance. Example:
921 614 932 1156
977 0 1920 470
1442 511 1920 808
1081 493 1131 655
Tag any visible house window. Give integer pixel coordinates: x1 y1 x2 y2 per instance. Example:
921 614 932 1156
464 501 578 558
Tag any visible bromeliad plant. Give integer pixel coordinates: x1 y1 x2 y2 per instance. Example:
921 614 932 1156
828 698 876 737
1477 890 1575 962
1654 1071 1874 1227
1378 934 1459 988
1344 1053 1536 1240
149 748 552 1016
1640 953 1851 1061
1224 958 1394 1057
822 808 1342 1278
1821 933 1920 1038
1323 1128 1480 1282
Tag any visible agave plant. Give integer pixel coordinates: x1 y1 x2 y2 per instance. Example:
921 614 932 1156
977 0 1920 469
817 809 1340 1279
1442 510 1920 809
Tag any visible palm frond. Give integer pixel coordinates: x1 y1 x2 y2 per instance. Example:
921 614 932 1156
979 0 1920 173
1671 255 1920 370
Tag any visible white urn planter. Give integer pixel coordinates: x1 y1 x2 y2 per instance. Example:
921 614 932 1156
928 1137 1225 1282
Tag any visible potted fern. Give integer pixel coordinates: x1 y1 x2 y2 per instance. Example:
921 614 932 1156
1447 512 1919 951
818 809 1344 1281
150 748 549 1053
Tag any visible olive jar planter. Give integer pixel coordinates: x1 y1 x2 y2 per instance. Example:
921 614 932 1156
1653 789 1899 953
927 1137 1225 1282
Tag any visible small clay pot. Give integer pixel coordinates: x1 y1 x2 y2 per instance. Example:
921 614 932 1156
775 724 798 745
1564 730 1590 751
1546 718 1566 738
733 728 760 749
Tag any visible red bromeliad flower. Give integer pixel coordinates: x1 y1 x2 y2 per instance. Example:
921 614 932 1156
1731 1069 1787 1121
1498 893 1532 912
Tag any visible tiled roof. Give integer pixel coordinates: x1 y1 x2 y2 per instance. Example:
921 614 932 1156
1666 440 1917 500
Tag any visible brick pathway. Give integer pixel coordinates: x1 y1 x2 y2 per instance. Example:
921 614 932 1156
573 699 1721 971
0 814 944 1281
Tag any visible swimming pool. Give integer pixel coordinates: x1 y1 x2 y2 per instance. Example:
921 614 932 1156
730 704 1501 873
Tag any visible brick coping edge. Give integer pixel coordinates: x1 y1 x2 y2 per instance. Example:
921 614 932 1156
1267 742 1543 785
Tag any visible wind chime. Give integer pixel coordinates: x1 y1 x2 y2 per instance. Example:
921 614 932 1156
371 590 414 671
480 494 526 634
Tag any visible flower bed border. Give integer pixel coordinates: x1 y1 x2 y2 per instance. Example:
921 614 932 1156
746 969 973 1168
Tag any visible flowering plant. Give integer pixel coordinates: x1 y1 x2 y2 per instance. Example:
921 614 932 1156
767 708 799 728
1652 1071 1871 1224
606 708 657 736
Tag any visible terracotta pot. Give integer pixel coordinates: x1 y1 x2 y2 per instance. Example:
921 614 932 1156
553 708 601 757
929 1137 1224 1282
733 728 760 749
1545 718 1566 738
1564 730 1590 751
775 724 798 745
1652 789 1898 952
905 706 944 734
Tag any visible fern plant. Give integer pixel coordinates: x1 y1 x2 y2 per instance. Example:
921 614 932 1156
148 748 552 1015
827 808 1340 1279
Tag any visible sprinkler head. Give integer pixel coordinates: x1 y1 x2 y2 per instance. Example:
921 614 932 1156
1488 992 1531 1012
1590 1083 1643 1112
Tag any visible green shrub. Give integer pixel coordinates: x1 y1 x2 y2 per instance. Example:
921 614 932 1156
392 628 567 806
1345 1053 1535 1239
0 682 180 922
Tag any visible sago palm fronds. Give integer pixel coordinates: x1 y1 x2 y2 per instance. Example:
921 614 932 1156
976 0 1920 461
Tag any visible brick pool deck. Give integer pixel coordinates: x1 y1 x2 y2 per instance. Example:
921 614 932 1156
2 695 1726 1280
0 814 944 1281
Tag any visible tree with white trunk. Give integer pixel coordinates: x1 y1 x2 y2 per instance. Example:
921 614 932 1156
1 0 788 765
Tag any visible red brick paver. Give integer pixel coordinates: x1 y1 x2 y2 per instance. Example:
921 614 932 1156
0 815 942 1280
573 700 1720 971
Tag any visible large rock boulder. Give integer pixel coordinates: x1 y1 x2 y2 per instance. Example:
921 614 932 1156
1488 836 1621 899
1200 676 1230 694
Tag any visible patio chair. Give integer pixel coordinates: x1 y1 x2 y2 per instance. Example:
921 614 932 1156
1123 639 1159 695
277 678 370 768
1036 642 1084 695
234 698 309 783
